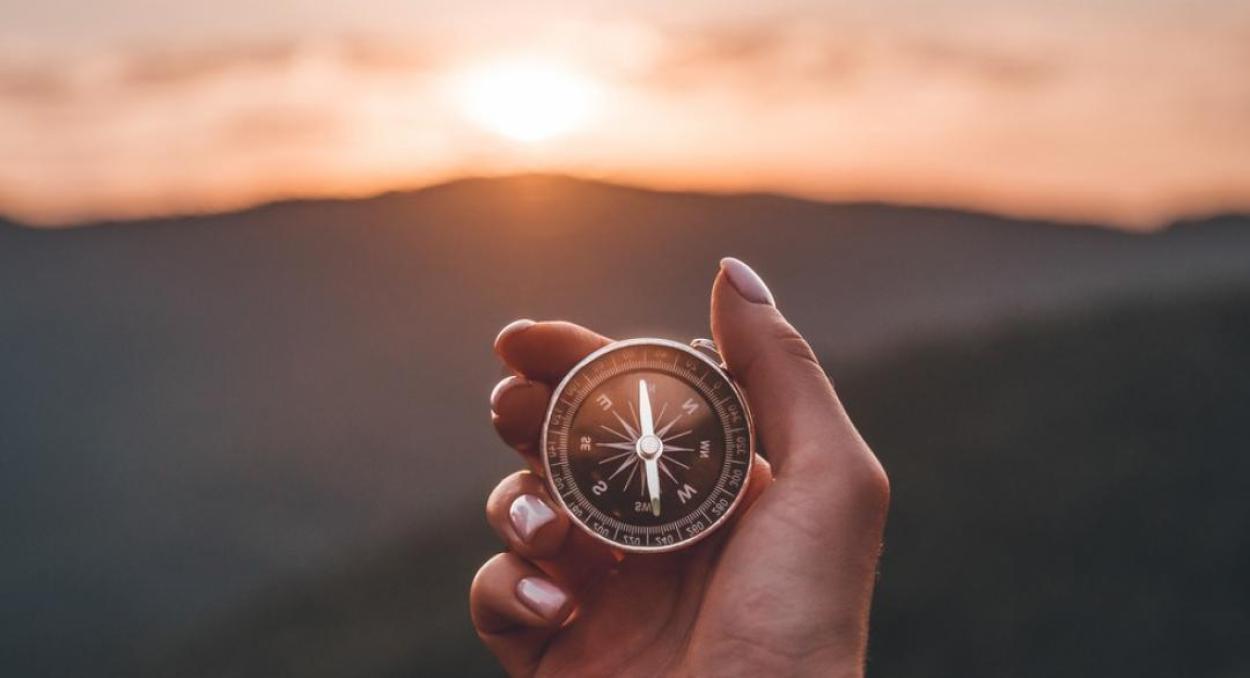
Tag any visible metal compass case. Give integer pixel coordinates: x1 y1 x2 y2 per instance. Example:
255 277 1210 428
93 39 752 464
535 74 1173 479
541 338 755 553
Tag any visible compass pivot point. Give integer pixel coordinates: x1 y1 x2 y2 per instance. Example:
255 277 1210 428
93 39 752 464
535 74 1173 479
637 434 663 459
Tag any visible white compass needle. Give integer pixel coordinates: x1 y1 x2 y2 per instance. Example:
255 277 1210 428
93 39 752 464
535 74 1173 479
638 379 662 516
644 457 662 516
638 379 655 437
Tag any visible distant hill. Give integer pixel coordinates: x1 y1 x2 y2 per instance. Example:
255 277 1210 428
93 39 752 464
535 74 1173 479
148 283 1250 678
1 175 1248 675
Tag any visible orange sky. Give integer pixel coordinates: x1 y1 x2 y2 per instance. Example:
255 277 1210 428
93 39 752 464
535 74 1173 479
1 2 1248 227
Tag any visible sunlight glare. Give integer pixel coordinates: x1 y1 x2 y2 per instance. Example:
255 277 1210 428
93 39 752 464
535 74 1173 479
457 60 596 143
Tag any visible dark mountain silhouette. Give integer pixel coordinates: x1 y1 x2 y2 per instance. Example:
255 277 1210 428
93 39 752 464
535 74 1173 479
1 175 1248 676
149 285 1250 678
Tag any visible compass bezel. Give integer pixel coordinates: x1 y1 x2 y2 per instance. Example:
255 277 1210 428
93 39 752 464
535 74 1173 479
540 337 756 554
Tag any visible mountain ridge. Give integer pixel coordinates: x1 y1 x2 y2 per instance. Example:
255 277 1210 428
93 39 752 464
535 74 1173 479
3 173 1245 233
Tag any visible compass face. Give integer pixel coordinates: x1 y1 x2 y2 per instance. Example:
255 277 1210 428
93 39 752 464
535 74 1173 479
542 339 754 552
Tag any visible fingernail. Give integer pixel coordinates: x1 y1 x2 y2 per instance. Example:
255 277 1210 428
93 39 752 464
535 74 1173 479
494 319 536 353
720 258 775 306
509 494 556 542
490 376 531 413
516 576 567 620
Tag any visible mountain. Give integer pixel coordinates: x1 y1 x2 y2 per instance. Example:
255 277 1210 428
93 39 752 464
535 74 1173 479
1 175 1248 675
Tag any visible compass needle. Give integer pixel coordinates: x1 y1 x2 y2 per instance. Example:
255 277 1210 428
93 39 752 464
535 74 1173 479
542 339 753 552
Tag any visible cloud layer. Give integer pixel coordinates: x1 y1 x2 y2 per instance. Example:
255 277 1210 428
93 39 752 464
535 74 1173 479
1 11 1248 227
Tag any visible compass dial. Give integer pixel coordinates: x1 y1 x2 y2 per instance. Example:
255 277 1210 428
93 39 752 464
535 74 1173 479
542 339 754 553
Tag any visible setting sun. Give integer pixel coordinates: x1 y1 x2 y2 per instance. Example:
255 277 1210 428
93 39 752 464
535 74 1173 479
455 61 596 143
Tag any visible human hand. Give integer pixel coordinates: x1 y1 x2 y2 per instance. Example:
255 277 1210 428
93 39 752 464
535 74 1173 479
472 258 890 677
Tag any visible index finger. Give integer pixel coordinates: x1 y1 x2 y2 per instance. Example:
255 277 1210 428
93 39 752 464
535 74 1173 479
494 320 613 384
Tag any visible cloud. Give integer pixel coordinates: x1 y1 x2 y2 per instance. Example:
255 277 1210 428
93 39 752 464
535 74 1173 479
0 35 433 109
0 16 1246 226
0 62 74 105
119 41 301 89
898 38 1057 88
621 19 1060 101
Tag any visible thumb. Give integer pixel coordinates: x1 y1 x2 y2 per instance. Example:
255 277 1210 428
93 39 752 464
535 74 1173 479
711 257 875 482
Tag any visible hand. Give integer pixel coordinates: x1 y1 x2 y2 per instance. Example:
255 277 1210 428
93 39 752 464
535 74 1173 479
473 258 890 677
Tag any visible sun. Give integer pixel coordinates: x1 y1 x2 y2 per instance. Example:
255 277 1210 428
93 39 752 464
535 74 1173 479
456 60 596 143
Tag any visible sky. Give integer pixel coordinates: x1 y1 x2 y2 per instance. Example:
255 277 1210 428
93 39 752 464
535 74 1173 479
1 0 1248 227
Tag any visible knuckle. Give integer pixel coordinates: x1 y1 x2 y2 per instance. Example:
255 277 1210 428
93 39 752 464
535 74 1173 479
735 319 822 385
770 322 820 368
469 552 507 600
485 471 530 515
847 458 891 511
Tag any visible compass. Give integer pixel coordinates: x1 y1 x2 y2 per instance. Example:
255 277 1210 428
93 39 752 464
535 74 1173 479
541 338 755 553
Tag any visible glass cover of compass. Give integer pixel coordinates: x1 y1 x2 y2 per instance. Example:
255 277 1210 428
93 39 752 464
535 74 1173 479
541 338 755 553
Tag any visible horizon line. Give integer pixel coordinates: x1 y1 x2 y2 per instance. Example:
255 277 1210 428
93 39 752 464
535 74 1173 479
2 172 1246 233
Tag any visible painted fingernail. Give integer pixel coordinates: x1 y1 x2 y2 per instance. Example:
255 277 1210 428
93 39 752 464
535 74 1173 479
490 376 530 413
516 576 568 620
495 319 536 352
509 494 556 542
720 257 775 306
